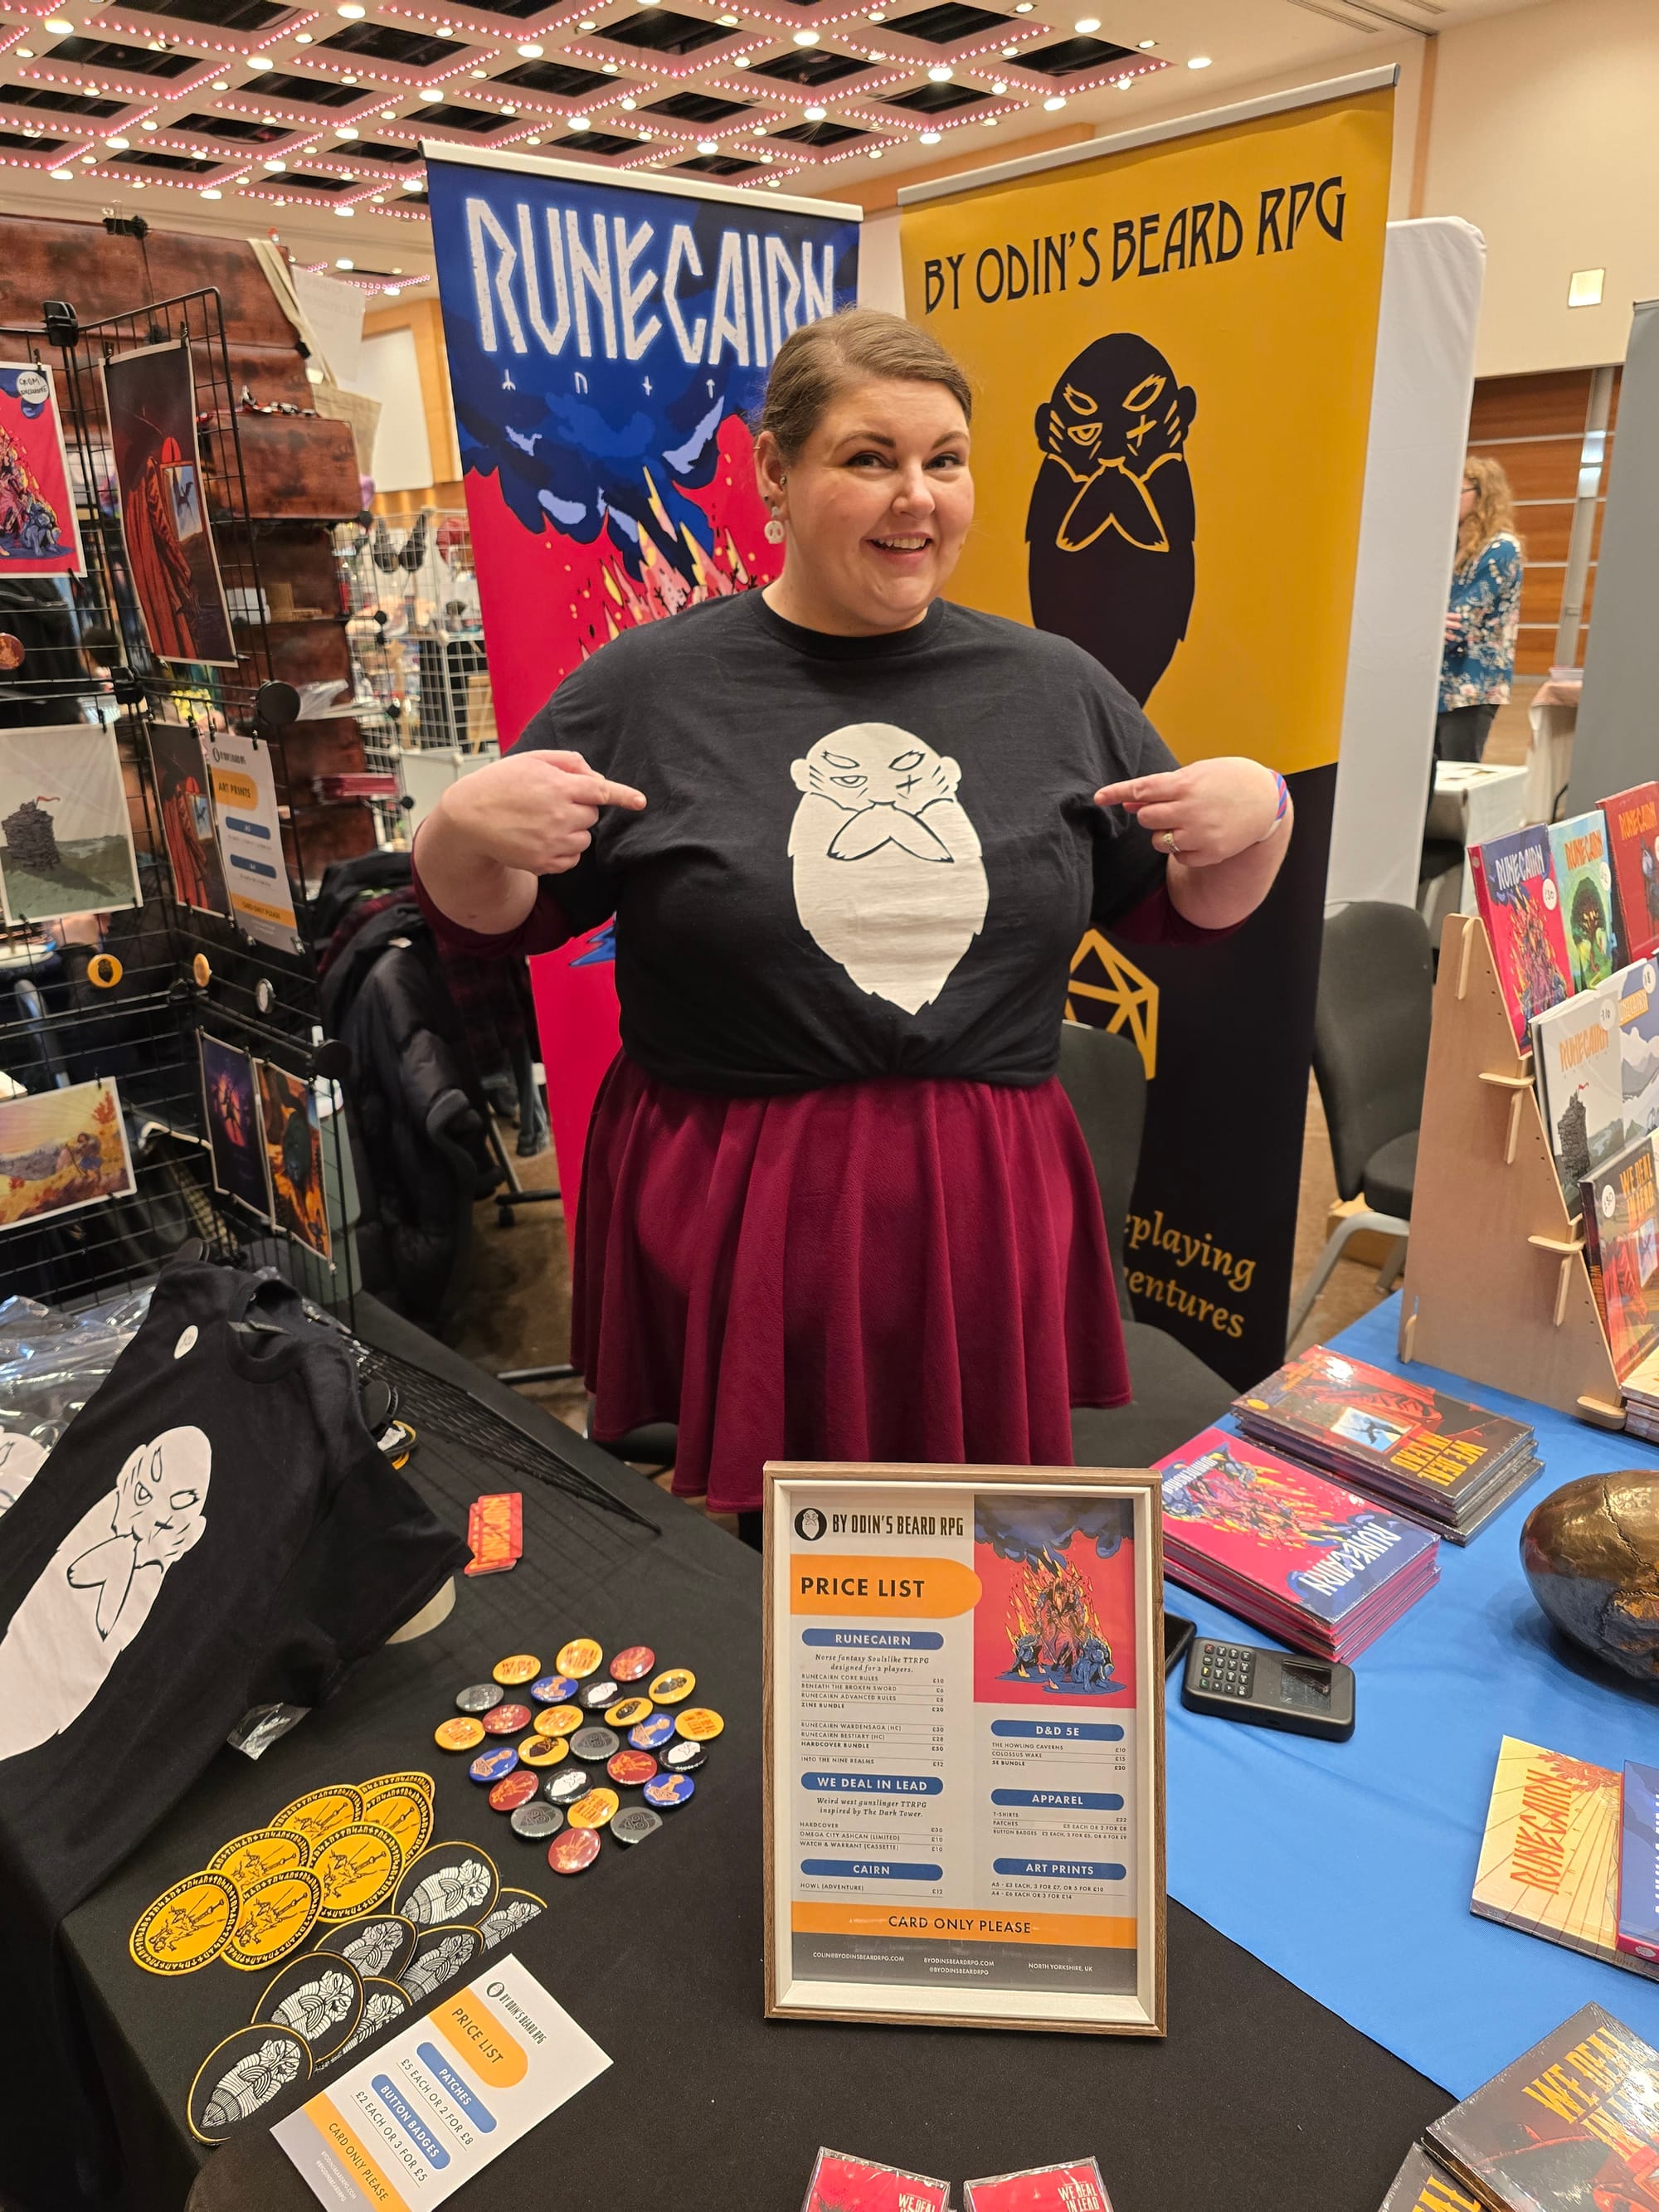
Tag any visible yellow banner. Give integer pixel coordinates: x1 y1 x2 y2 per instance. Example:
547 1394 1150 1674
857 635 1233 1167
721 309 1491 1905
899 83 1394 775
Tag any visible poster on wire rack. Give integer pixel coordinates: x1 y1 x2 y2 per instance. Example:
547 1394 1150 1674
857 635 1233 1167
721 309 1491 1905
206 732 300 954
426 148 860 1233
898 71 1394 1383
0 362 84 575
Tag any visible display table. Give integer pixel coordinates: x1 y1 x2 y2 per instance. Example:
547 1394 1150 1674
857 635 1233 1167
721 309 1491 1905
1420 758 1530 937
60 1299 1449 2212
1525 677 1579 827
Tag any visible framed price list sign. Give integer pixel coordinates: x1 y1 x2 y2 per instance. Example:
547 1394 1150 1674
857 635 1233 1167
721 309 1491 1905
763 1463 1165 2035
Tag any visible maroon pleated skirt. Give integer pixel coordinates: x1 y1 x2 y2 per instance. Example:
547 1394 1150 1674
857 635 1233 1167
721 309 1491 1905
572 1055 1129 1517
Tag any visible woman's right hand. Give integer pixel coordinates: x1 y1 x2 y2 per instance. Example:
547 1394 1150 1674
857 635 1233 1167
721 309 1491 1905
436 747 647 876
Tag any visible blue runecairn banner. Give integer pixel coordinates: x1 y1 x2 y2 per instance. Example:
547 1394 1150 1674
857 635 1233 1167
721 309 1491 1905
426 151 859 1238
426 153 860 745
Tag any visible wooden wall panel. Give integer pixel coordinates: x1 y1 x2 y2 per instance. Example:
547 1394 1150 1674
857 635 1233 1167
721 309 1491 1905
1468 369 1600 441
1507 503 1605 566
1474 436 1608 503
1468 365 1622 678
1519 565 1594 629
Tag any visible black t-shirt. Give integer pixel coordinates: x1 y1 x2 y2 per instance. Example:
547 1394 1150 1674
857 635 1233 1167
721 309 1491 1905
504 592 1180 1094
0 1261 468 2210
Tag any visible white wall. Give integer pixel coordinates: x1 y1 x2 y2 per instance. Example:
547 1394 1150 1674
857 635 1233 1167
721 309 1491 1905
1102 40 1424 225
859 207 904 314
1420 0 1659 376
354 324 435 497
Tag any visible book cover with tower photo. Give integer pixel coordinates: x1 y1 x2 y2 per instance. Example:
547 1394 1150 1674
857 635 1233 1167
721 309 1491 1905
1580 1130 1659 1378
1532 975 1632 1213
1548 810 1622 993
1603 782 1659 965
1469 826 1574 1052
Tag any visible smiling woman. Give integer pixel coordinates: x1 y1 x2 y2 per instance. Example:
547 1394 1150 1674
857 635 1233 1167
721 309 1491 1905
411 307 1292 1533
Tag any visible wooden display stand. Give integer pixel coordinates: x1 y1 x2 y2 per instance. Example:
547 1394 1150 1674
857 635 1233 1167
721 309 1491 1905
1397 911 1626 1430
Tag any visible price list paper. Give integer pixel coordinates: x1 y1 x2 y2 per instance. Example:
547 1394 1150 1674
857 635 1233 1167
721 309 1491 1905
766 1466 1165 2035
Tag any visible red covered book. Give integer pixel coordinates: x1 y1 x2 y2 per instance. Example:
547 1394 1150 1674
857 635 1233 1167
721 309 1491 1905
1603 782 1659 965
1469 824 1574 1050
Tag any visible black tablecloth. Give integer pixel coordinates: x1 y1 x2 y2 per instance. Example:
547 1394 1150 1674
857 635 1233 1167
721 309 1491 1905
56 1298 1452 2212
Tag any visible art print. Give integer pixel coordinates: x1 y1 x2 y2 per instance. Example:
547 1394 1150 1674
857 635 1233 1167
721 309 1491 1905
148 717 229 916
0 722 141 925
255 1061 330 1262
199 1033 270 1222
101 340 236 668
0 1077 137 1234
0 361 85 574
971 1495 1135 1705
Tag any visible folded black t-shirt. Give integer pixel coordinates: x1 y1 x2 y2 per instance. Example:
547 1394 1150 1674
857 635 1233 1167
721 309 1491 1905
470 592 1185 1094
0 1261 469 2210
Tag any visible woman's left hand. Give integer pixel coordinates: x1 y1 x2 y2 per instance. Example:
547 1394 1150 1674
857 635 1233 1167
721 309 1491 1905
1095 757 1283 868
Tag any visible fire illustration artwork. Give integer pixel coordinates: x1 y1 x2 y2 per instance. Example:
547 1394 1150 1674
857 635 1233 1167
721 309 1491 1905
1000 1550 1121 1696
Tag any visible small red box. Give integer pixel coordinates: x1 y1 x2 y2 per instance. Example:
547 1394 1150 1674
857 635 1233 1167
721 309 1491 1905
800 2149 951 2212
464 1490 523 1576
965 2161 1113 2212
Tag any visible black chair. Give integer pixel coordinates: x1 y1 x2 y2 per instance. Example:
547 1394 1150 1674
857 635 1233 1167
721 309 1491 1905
1058 1022 1237 1466
1287 900 1433 1343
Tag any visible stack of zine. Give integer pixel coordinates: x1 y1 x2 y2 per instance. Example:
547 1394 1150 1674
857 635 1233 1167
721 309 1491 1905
1233 1345 1540 1543
1154 1428 1439 1662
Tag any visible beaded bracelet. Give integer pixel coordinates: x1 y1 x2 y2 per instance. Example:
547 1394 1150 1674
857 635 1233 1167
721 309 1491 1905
1253 771 1290 844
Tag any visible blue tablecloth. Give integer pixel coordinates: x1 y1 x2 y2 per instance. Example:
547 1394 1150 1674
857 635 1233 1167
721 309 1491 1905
1164 1296 1659 2096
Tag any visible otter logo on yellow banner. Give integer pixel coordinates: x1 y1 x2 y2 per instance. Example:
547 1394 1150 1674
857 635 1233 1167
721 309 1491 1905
790 1554 981 1618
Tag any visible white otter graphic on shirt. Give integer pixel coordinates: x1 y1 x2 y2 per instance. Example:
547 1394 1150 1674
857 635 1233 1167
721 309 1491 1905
788 722 989 1014
0 1425 212 1762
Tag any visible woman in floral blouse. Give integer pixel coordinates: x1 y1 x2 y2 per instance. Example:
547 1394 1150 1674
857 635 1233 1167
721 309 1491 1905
1438 453 1524 762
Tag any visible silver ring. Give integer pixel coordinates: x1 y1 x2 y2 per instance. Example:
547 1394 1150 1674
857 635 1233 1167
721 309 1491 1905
1162 830 1179 856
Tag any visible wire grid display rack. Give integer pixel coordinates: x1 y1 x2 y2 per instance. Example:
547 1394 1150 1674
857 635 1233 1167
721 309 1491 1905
334 508 499 757
0 284 358 1318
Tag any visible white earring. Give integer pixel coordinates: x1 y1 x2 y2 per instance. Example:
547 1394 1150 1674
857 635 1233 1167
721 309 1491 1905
765 512 786 545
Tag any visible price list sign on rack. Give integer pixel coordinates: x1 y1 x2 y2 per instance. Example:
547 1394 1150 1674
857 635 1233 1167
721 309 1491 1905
763 1464 1165 2036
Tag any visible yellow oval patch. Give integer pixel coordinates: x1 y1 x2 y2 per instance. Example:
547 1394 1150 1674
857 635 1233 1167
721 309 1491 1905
130 1872 241 1976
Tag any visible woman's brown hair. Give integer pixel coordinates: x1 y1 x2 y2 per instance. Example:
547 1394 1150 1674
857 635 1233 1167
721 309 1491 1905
1457 452 1524 571
757 308 972 463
